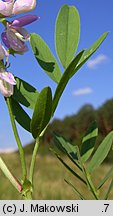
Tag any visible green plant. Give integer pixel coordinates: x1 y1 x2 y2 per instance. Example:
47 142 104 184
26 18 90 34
0 3 110 199
52 121 113 199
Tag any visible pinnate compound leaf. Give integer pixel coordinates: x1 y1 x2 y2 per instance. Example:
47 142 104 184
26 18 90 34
30 33 62 84
31 87 52 139
13 77 39 109
88 131 113 173
52 50 84 114
55 4 80 68
11 98 31 132
80 121 98 162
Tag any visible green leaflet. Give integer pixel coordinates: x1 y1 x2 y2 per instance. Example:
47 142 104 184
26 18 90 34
30 33 62 84
13 77 39 109
74 32 108 76
55 4 80 68
80 121 98 162
52 33 108 114
88 131 113 173
53 134 82 170
30 86 52 139
52 50 84 114
11 98 31 132
54 134 78 161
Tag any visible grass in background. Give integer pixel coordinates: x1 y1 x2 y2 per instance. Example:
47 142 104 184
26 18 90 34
0 152 113 200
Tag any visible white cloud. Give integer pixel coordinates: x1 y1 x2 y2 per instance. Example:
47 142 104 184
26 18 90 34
87 54 108 69
72 87 93 96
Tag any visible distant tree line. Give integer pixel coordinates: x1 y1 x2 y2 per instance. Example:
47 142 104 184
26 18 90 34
25 99 113 162
44 99 113 140
42 98 113 162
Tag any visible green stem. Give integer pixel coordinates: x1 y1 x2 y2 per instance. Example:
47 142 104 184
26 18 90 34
23 191 32 200
6 97 27 181
86 173 99 200
84 170 99 200
76 145 99 200
22 179 33 200
29 137 40 184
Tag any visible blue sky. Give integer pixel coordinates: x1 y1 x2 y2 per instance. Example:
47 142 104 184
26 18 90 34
0 0 113 151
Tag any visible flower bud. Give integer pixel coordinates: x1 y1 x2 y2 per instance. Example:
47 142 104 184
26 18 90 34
0 70 16 97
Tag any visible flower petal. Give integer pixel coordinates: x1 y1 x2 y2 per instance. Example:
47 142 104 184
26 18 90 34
0 72 16 85
0 71 16 97
1 31 11 48
6 26 28 52
11 15 38 27
15 27 29 41
0 0 14 17
13 0 36 15
0 79 14 97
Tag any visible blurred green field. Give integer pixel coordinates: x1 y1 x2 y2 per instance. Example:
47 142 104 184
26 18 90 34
0 152 113 200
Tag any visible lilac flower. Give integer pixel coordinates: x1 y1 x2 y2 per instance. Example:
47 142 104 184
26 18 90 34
12 0 36 15
0 44 16 97
1 15 38 52
0 68 16 97
0 0 13 17
0 0 36 17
